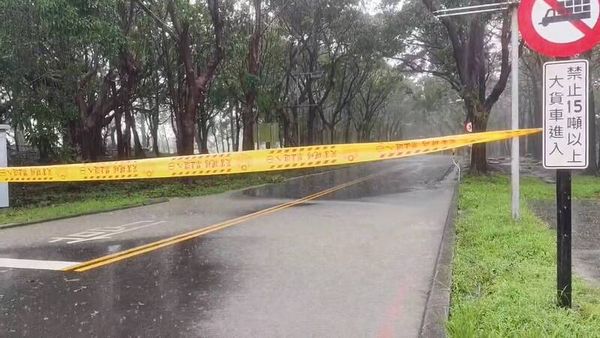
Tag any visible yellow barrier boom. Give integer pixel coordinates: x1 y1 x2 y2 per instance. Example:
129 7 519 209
0 128 541 183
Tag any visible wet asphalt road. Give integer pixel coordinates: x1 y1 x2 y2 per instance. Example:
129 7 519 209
0 155 457 337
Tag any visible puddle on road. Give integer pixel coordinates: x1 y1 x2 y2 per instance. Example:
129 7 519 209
241 159 455 201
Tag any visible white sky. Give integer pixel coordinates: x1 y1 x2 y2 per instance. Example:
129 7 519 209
361 0 383 14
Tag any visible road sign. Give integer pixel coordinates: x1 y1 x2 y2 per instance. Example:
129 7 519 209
543 59 588 169
464 121 473 133
519 0 600 56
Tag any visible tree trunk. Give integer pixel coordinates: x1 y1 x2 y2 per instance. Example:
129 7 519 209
151 93 160 157
241 101 256 151
225 131 230 152
281 115 290 147
469 111 490 174
228 103 239 151
242 112 255 151
291 106 299 146
241 0 262 151
151 127 159 156
198 111 210 154
115 110 127 159
234 102 241 151
307 90 316 145
139 109 149 149
220 125 225 153
212 125 220 153
126 111 145 158
123 114 132 159
329 124 335 144
344 115 352 143
67 121 80 156
519 89 528 156
170 108 180 152
81 123 104 162
179 108 196 155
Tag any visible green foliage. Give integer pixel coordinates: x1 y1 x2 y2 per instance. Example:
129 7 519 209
0 0 473 159
243 73 260 93
448 175 600 336
521 175 600 201
0 0 128 161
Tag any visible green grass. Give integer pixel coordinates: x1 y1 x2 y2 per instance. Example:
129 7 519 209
447 174 600 337
0 173 288 226
523 175 600 201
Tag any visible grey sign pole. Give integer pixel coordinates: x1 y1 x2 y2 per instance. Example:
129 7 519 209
511 6 520 219
0 125 10 208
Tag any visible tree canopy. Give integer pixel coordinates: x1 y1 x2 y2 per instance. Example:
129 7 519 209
1 0 598 173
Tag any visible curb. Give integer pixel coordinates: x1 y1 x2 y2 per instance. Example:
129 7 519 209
419 166 459 338
0 198 169 230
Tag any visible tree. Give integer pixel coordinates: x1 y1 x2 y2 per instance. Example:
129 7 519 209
0 0 413 162
384 0 512 173
240 0 264 150
275 0 362 145
352 65 398 141
137 0 225 155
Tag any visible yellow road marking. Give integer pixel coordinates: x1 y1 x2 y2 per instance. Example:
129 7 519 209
64 171 385 272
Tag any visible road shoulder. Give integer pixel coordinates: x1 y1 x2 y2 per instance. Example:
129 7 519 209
419 170 458 338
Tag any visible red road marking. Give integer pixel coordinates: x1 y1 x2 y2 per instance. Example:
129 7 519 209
542 0 595 35
377 286 405 338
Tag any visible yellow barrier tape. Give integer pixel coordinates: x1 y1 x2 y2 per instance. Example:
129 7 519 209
0 128 541 183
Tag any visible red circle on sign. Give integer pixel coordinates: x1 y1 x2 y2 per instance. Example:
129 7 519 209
465 122 473 133
519 0 600 57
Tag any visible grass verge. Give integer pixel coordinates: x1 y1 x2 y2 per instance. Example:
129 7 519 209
447 175 600 337
0 173 289 226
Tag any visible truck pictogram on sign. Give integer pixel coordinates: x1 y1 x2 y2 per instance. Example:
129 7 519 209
540 0 592 25
519 0 600 57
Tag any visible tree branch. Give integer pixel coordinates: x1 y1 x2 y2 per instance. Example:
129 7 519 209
134 0 177 38
484 11 511 111
421 0 467 84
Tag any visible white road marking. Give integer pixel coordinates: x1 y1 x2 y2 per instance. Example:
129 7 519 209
0 258 81 270
49 220 166 244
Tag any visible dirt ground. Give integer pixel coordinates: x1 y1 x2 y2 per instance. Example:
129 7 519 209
530 200 600 286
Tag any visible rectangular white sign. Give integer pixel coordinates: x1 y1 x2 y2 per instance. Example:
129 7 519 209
543 59 588 169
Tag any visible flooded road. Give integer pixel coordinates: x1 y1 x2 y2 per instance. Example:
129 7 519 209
0 155 457 337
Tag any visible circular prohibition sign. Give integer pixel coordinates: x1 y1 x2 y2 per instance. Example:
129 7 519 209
518 0 600 57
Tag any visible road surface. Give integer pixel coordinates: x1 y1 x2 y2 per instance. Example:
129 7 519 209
0 155 457 337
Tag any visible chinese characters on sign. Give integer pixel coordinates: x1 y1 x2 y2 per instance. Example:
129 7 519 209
543 60 588 169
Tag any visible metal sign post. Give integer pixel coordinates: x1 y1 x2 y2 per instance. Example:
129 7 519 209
511 6 520 219
543 59 589 308
0 125 9 208
556 169 572 307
